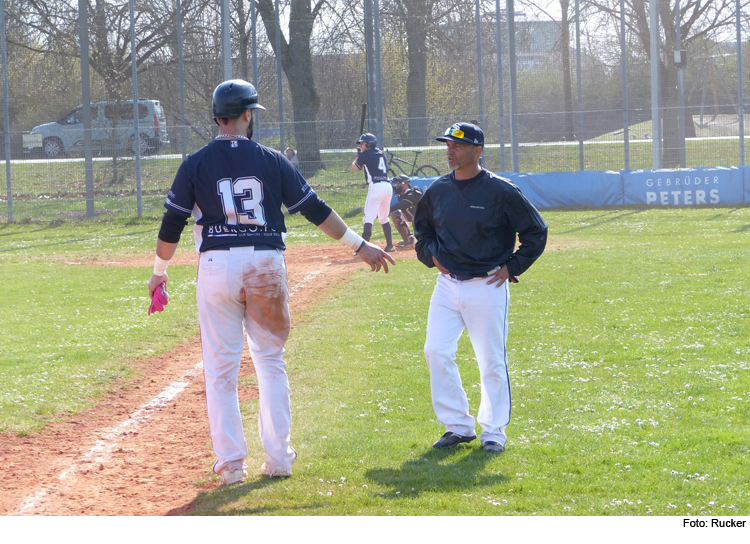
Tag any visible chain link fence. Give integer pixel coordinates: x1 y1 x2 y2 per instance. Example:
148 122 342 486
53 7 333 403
2 0 749 222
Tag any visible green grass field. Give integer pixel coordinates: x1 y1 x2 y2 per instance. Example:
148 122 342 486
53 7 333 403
1 207 749 516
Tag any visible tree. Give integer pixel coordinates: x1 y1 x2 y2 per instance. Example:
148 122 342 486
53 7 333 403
589 0 749 166
391 0 431 145
522 0 586 140
0 1 80 131
255 0 326 176
12 0 210 177
14 0 208 97
381 0 460 146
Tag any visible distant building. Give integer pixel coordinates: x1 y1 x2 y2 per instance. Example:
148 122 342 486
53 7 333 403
515 20 562 70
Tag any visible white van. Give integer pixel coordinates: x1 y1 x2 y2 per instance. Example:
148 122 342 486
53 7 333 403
23 99 170 158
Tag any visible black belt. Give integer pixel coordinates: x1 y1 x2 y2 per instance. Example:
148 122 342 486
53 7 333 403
447 266 519 283
448 265 501 281
449 272 487 281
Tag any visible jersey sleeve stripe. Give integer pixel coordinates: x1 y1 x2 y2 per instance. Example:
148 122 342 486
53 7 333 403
165 198 192 215
286 190 316 213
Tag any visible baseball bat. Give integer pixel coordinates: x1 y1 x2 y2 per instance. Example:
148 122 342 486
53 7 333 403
359 103 367 135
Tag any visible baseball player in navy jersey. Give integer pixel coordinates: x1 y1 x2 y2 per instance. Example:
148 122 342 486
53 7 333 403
352 133 395 253
147 80 395 486
413 122 547 453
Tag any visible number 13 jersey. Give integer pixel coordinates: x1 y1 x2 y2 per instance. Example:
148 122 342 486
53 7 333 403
164 139 318 252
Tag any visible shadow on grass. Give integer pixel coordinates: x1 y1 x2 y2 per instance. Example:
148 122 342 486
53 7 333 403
343 206 363 219
708 208 742 221
0 219 65 237
559 209 645 234
173 476 297 516
576 210 625 223
0 229 154 252
125 216 160 226
364 445 509 499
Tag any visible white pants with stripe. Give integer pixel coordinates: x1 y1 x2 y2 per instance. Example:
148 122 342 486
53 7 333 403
196 246 296 474
424 273 511 447
363 181 394 224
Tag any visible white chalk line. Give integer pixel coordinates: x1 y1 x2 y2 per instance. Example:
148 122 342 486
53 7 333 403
16 361 204 515
289 270 322 298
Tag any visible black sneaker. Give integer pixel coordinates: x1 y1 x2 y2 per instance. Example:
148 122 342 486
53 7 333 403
482 441 505 453
384 245 397 253
432 432 476 449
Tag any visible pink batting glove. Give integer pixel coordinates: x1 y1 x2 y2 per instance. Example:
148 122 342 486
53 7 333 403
148 282 171 316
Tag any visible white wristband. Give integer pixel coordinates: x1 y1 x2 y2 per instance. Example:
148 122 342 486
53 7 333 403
340 228 365 251
154 256 170 276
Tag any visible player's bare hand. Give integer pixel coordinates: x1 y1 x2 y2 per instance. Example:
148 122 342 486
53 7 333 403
148 273 168 297
486 265 518 288
357 242 396 273
431 256 451 275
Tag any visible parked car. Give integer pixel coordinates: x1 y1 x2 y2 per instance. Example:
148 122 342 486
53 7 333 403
23 99 170 158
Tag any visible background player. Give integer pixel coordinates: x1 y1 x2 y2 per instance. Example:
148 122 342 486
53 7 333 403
148 80 395 486
389 174 422 249
413 122 547 454
351 133 395 253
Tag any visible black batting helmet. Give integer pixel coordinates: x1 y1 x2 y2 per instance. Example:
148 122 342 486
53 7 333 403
213 79 266 119
357 133 377 148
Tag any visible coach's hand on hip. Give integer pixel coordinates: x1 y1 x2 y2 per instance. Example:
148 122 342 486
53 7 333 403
431 255 451 275
358 241 396 273
486 265 511 288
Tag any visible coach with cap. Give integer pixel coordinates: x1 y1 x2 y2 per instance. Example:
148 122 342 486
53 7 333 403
413 121 547 453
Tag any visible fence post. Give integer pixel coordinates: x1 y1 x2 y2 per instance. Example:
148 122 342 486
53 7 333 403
475 0 484 142
274 0 284 151
620 0 630 170
177 0 187 158
363 0 376 136
649 0 662 169
736 0 745 167
676 1 686 168
1 0 12 222
506 0 519 172
575 0 584 171
222 0 231 80
251 0 260 141
129 0 142 218
78 0 95 219
495 0 506 172
373 0 385 147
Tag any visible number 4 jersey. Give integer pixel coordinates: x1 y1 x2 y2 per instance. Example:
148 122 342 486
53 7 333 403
165 138 318 252
353 147 389 184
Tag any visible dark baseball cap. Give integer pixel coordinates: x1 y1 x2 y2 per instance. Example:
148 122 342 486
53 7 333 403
436 122 484 147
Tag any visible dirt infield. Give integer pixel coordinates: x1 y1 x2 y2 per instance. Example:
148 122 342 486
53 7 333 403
0 243 414 516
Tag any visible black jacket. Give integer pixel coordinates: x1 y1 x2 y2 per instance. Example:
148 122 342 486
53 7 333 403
413 169 547 277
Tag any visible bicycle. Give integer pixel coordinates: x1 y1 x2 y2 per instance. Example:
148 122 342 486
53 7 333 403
384 149 441 179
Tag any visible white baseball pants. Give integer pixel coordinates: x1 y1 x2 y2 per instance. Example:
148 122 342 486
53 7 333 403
363 181 394 224
196 246 297 475
424 273 511 447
